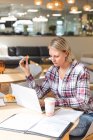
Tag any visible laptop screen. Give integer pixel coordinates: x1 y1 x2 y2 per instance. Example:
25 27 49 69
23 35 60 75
11 83 43 113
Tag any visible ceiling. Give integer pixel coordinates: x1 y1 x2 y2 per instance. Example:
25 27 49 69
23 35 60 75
0 0 93 19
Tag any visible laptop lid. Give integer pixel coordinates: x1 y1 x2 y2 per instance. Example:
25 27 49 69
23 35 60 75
11 83 43 113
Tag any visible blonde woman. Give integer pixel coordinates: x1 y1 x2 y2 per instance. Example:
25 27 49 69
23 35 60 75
19 37 93 137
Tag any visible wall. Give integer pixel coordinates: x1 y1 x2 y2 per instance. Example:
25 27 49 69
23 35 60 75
0 36 93 59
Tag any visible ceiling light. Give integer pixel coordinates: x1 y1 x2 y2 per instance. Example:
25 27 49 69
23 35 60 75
47 0 64 11
47 14 50 17
89 9 93 12
33 16 48 22
27 9 38 12
52 13 62 16
46 2 54 10
83 4 91 11
69 11 82 14
17 12 27 17
52 0 64 11
34 0 43 5
70 6 78 12
1 16 17 21
67 0 75 4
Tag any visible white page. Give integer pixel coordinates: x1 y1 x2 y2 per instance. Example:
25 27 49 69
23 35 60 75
29 115 71 138
0 112 44 132
55 108 83 122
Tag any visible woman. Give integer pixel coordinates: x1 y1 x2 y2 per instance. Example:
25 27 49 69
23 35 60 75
19 37 93 137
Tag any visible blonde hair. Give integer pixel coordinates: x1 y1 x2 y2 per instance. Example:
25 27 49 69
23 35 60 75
48 37 75 62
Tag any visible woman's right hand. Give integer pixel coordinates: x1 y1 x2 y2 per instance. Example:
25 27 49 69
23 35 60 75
19 56 30 77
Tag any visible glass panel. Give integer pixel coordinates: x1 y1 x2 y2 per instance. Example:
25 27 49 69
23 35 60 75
0 4 93 36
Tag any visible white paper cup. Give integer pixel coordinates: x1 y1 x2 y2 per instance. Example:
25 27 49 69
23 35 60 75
44 97 56 116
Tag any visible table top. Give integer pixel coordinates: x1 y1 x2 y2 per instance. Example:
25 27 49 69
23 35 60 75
0 103 69 140
0 73 26 83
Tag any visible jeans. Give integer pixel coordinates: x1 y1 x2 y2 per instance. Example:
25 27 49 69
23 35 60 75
70 113 93 137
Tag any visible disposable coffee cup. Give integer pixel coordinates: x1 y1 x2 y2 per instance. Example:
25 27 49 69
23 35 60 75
44 97 56 116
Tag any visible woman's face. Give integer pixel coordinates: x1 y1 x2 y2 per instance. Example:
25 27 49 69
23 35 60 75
49 47 68 67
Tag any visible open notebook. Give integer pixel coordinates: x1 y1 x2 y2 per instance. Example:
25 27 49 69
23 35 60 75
11 83 44 113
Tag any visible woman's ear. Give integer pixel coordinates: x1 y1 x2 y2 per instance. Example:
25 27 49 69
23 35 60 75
65 51 69 61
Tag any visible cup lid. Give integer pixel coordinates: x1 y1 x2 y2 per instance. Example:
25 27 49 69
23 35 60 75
44 97 56 103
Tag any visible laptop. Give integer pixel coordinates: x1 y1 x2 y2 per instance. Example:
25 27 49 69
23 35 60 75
11 83 45 113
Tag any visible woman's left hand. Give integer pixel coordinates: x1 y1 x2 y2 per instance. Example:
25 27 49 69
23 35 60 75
19 56 30 77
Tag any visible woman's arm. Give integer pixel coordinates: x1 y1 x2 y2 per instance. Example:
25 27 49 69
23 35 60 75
19 57 54 98
26 74 51 98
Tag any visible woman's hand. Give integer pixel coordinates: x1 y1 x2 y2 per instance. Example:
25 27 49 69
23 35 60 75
19 56 30 77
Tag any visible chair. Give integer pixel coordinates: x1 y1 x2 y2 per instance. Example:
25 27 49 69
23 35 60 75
9 63 42 92
5 62 42 77
29 63 42 78
0 61 5 74
17 63 42 78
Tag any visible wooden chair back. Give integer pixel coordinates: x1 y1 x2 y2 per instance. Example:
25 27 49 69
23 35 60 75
0 61 5 74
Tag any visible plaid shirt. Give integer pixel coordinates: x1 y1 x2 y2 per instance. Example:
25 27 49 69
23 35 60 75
27 60 93 112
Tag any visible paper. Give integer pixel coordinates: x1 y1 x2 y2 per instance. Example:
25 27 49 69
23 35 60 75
0 112 44 132
0 111 72 138
28 115 72 138
0 99 6 106
0 106 83 138
55 108 83 122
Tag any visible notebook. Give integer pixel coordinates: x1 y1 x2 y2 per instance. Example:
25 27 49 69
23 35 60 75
0 110 72 138
11 83 44 113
